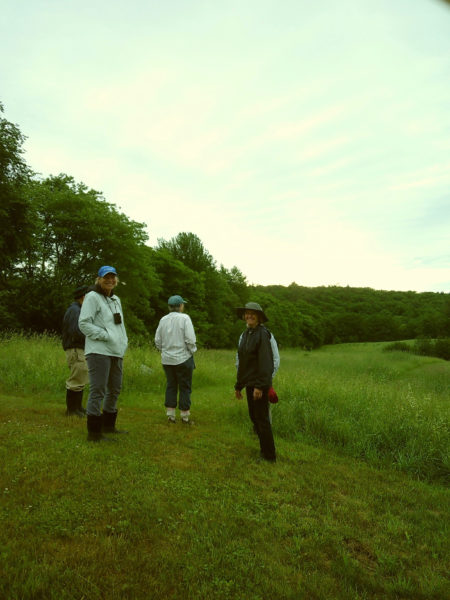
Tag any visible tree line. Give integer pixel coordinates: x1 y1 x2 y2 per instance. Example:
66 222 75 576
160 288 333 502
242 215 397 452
1 102 449 349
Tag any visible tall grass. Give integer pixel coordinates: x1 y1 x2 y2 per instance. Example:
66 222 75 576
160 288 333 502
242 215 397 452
272 344 449 482
0 334 448 482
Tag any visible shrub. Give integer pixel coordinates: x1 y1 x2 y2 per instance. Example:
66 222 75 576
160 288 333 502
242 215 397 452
383 341 411 353
413 338 450 361
414 338 433 356
434 338 450 361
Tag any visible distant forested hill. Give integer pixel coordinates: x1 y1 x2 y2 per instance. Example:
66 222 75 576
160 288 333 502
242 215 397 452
251 283 449 348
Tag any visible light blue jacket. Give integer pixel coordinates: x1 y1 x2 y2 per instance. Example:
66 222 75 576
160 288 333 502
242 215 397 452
79 290 128 358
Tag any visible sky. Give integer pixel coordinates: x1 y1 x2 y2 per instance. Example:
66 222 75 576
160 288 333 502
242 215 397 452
1 0 449 292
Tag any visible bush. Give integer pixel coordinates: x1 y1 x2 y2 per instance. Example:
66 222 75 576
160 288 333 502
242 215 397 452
434 339 450 361
414 338 450 361
414 338 434 356
383 341 411 353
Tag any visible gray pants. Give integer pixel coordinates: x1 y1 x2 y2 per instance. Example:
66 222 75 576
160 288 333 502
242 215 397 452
85 353 123 416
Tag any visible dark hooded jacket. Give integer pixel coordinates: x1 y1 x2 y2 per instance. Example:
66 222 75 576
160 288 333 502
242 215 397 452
62 301 85 350
235 324 273 391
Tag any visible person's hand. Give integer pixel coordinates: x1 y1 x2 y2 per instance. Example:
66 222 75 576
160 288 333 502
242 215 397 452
235 390 242 399
253 388 263 400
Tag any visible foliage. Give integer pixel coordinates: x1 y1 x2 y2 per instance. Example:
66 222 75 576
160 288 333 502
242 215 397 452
0 102 33 282
384 339 450 362
383 341 412 353
434 339 450 361
149 246 209 343
153 233 248 348
4 174 160 336
414 338 450 361
157 231 215 272
257 283 449 348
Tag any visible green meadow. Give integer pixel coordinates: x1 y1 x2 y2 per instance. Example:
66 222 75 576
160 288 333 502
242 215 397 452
0 335 448 599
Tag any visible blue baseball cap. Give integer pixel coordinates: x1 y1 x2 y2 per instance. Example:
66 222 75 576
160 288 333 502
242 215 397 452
168 295 187 306
98 265 118 278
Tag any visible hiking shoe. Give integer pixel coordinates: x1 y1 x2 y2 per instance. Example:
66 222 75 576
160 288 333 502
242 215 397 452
167 416 176 424
181 418 194 426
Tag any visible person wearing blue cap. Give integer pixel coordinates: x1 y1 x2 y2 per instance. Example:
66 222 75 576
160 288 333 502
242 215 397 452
79 266 128 441
155 295 197 424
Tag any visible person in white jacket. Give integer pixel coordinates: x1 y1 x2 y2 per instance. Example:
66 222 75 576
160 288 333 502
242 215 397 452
155 295 197 424
79 265 128 442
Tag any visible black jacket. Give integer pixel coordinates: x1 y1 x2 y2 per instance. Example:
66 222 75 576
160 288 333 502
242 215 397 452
235 325 273 391
62 301 85 350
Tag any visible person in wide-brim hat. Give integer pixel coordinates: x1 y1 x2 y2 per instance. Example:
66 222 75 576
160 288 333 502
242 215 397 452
235 302 268 323
234 301 276 462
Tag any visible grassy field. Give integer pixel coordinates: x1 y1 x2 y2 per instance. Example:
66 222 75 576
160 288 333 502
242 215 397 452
0 335 448 599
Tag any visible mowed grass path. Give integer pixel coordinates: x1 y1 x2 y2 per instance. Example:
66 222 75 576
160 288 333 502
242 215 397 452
0 399 448 598
0 339 449 599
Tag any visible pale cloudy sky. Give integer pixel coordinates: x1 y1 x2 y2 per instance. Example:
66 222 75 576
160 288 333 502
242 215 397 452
1 0 449 292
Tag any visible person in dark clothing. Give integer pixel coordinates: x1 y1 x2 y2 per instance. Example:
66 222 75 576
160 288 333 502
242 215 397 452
234 302 276 462
62 285 90 416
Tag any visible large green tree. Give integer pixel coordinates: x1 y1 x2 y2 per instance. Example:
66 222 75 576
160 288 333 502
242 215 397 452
155 233 248 347
0 103 33 284
9 174 160 336
149 246 209 342
157 232 215 272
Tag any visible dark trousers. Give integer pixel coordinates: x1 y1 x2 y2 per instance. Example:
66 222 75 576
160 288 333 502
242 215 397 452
163 357 194 411
246 387 276 460
85 353 123 416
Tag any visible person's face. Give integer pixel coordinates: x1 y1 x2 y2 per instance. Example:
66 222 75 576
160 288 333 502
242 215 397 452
244 310 259 328
99 273 117 294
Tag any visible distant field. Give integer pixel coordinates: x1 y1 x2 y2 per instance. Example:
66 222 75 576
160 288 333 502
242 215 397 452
0 335 448 599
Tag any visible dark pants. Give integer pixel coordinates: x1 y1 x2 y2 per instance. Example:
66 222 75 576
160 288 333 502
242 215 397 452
246 387 276 460
163 357 194 411
85 353 123 416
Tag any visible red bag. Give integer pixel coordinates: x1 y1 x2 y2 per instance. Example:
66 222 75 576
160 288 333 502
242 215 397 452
268 387 278 404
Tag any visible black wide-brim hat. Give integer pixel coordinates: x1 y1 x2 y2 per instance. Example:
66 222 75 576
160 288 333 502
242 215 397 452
235 302 268 322
73 285 90 299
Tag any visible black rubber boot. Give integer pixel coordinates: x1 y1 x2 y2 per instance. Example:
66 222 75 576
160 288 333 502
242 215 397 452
65 389 81 417
102 411 128 434
74 390 86 416
87 414 115 442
